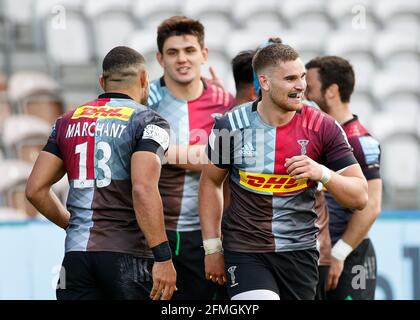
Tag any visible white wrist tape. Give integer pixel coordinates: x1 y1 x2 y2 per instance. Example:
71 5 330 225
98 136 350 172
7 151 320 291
331 239 353 261
203 238 223 255
320 165 331 185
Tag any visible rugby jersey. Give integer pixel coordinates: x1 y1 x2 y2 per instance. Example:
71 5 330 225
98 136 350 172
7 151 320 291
148 78 235 231
207 101 358 253
44 93 170 257
327 115 381 244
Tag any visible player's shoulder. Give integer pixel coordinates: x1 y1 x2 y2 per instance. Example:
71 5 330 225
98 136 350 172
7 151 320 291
54 108 79 128
148 78 165 106
342 116 371 138
132 103 167 124
216 101 254 131
300 104 338 130
204 80 235 108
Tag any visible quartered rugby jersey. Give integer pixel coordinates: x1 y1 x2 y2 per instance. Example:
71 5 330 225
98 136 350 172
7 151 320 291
44 93 170 257
148 78 235 232
327 115 381 244
207 101 358 253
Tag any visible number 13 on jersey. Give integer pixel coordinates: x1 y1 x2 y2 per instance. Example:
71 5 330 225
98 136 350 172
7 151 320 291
74 141 112 189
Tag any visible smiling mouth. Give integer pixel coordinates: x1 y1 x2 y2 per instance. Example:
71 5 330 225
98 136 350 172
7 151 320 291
288 92 302 98
177 66 190 73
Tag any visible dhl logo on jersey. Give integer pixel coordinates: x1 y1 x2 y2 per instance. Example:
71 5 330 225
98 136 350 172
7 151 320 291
71 106 134 121
239 170 308 194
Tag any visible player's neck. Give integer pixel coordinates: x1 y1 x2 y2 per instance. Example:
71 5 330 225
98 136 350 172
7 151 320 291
257 100 296 127
329 102 353 125
164 75 204 101
105 88 141 103
235 87 256 105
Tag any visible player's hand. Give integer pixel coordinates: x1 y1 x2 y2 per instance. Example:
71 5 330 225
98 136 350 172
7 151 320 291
204 252 226 285
285 155 323 181
327 257 345 290
150 260 177 300
202 66 224 89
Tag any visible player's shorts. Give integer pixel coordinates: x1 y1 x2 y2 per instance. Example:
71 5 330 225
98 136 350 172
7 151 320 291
315 265 330 300
224 249 319 300
56 251 153 300
167 229 227 300
327 238 377 300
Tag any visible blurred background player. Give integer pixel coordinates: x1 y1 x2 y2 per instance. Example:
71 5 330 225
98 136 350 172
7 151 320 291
26 46 177 300
231 50 257 105
200 42 368 300
306 55 382 300
147 16 235 300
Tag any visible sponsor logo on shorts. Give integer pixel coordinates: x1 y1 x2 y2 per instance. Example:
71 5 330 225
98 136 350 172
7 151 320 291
72 106 134 121
239 170 308 194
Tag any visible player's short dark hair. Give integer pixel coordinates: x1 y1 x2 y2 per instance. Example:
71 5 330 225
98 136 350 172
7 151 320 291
305 56 355 103
157 16 205 53
252 43 299 74
232 50 256 91
267 37 283 44
102 46 145 81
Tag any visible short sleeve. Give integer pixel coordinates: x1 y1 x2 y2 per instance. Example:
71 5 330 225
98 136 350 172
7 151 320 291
43 118 62 159
206 115 234 169
349 135 381 180
134 111 170 162
321 119 358 171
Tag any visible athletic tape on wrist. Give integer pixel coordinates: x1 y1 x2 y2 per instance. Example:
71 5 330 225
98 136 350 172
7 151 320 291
151 241 172 262
331 239 353 261
320 165 331 185
203 238 223 255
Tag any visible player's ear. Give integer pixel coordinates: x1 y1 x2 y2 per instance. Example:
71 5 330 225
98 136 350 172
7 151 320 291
139 69 149 89
99 74 106 91
156 51 164 67
326 83 339 99
259 75 270 91
201 47 209 64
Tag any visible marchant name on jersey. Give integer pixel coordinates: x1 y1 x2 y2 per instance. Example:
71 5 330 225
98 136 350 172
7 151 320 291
65 121 127 139
239 170 308 194
66 106 133 138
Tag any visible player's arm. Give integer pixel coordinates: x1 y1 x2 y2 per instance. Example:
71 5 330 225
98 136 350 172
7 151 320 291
131 151 177 300
328 178 382 289
328 134 382 289
133 114 176 300
199 162 228 285
165 144 207 172
321 163 368 210
341 178 382 249
25 151 70 229
338 136 382 249
285 158 368 210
